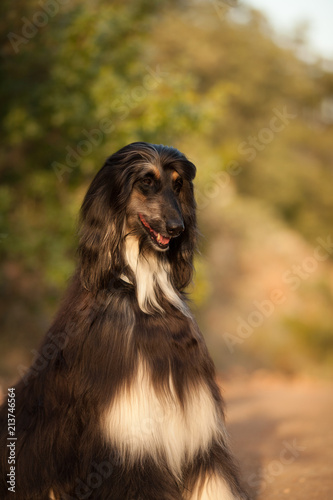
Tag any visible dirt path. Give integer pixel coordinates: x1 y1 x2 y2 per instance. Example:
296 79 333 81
222 372 333 500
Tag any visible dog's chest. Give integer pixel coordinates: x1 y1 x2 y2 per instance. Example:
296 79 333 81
101 360 221 474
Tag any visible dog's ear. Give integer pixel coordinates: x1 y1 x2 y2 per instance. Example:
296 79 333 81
169 169 197 292
78 161 127 292
78 143 158 292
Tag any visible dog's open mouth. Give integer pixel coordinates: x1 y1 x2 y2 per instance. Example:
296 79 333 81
139 214 171 249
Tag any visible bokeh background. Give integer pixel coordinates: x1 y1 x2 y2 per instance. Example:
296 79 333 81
1 0 333 384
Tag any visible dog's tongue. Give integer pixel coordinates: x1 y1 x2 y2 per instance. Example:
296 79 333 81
156 233 170 245
139 214 170 246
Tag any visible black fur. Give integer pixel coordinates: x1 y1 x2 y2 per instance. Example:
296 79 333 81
0 142 249 499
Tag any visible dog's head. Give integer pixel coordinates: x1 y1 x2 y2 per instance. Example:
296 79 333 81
79 142 197 292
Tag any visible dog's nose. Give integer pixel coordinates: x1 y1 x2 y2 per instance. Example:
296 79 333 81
166 219 185 237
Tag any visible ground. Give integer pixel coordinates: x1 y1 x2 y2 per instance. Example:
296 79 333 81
222 371 333 500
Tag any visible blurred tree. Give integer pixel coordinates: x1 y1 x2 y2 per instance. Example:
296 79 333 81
0 0 189 371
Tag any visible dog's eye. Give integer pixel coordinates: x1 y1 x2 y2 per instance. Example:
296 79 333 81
141 176 154 187
174 177 183 194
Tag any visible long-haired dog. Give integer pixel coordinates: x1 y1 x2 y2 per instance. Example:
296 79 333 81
0 142 249 499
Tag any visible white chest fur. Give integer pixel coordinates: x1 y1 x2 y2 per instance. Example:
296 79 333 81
101 360 224 476
124 235 190 316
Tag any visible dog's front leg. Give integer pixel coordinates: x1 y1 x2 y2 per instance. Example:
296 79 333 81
185 473 246 500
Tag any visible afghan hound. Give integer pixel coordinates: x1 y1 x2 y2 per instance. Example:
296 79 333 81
0 142 249 499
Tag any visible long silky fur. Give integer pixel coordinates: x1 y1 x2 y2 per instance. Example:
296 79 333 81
0 142 249 500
